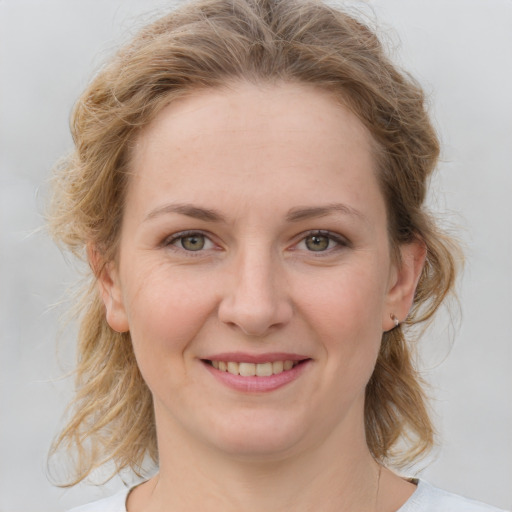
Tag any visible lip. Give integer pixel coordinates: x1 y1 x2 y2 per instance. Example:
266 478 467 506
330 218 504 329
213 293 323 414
201 356 311 393
204 352 309 364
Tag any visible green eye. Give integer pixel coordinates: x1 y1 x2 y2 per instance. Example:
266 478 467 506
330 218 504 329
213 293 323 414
180 234 206 251
305 234 330 251
166 231 215 253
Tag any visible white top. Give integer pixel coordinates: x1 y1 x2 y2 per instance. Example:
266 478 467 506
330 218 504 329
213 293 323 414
68 480 507 512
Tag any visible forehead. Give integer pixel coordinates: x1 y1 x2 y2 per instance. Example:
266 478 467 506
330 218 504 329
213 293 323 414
127 82 384 222
137 82 372 148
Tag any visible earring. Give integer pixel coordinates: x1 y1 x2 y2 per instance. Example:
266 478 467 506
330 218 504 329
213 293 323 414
390 314 400 328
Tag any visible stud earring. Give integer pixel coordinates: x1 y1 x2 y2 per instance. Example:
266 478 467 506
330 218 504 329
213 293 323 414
390 314 400 328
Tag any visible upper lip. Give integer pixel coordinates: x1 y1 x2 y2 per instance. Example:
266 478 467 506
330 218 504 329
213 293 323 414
203 352 310 364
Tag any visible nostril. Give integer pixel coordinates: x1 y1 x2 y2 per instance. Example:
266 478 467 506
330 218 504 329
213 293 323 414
218 301 293 336
217 265 293 336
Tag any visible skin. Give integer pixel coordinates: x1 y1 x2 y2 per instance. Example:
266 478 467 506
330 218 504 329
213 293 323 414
97 82 425 512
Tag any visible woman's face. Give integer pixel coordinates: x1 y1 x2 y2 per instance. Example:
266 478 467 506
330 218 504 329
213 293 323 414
100 82 422 459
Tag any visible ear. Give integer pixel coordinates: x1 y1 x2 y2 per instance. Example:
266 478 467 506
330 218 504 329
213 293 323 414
383 238 426 331
87 244 129 333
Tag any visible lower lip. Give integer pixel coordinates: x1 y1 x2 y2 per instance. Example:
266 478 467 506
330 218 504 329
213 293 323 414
203 360 311 392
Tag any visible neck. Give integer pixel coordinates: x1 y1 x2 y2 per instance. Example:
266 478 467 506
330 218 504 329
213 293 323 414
132 411 383 512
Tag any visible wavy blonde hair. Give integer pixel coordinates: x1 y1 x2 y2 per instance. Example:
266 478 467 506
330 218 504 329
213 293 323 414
48 0 459 485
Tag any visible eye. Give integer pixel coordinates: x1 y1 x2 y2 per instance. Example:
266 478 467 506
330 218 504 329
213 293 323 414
305 234 331 251
295 230 348 253
179 234 206 251
166 231 215 252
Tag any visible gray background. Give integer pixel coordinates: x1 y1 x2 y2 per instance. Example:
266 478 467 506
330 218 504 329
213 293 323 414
1 1 511 511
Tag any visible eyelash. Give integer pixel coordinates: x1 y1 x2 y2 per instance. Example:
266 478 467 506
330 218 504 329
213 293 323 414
162 229 350 255
163 230 217 255
293 230 350 254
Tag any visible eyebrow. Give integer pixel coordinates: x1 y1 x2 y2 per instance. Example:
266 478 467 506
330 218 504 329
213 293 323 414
144 203 226 223
285 203 367 223
144 202 366 224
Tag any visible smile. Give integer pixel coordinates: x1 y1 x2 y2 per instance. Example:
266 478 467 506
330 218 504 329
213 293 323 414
202 354 311 392
208 360 300 377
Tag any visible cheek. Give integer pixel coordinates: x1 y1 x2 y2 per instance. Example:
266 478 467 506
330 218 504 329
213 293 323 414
299 266 387 334
295 265 387 376
121 264 220 363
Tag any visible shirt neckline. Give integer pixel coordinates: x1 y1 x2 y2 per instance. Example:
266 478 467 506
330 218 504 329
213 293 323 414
119 478 425 512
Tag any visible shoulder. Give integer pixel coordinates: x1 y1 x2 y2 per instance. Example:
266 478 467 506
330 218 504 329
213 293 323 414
400 480 507 512
67 487 130 512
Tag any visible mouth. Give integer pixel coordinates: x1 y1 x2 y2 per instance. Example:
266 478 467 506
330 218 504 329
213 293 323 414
204 359 306 377
202 356 311 392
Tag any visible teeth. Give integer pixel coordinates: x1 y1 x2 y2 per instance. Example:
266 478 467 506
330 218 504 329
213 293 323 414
239 362 256 376
227 362 239 375
256 362 273 377
210 360 299 376
283 360 294 371
272 361 284 374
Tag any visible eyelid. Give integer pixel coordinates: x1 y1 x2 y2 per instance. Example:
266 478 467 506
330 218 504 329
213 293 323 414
162 230 218 252
291 230 351 252
161 229 349 254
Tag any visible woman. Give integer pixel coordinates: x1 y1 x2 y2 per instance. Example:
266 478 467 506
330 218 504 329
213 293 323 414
47 0 505 510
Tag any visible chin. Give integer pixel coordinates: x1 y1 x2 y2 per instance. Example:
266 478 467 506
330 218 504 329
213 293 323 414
205 410 309 459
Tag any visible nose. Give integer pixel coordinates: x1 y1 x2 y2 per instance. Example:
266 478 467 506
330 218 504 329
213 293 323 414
218 249 293 337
